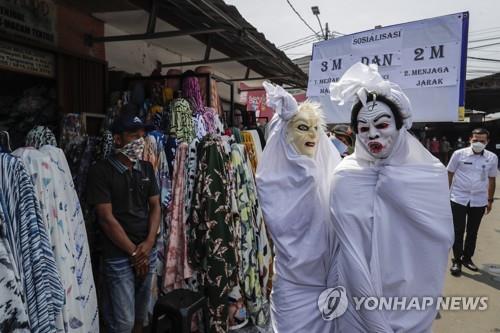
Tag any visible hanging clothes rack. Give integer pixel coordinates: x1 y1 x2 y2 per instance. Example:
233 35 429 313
123 73 236 127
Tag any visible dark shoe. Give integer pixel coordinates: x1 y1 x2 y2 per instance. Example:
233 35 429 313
462 259 479 272
450 260 462 277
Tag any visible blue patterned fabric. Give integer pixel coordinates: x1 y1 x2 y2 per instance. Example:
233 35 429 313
0 153 64 333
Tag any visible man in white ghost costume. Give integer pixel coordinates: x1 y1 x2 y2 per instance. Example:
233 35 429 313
329 63 454 332
256 82 341 332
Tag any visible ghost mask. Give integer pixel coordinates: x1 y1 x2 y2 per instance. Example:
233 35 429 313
286 103 321 158
357 101 399 159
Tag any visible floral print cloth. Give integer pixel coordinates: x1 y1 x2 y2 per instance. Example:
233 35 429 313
14 147 99 332
230 144 271 327
241 132 258 174
163 143 193 291
40 146 99 333
188 135 238 333
169 99 195 143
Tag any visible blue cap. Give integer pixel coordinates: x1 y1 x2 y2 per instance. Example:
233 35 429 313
111 115 146 134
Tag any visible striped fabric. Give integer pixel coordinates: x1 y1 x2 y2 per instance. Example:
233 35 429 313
0 153 64 333
0 204 30 332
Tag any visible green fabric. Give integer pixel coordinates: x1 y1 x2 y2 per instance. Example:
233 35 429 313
188 135 238 333
170 98 195 143
231 143 271 327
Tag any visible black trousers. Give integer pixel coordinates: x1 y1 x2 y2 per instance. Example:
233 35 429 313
451 201 486 261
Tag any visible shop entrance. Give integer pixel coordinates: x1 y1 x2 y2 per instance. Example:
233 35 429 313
0 68 57 149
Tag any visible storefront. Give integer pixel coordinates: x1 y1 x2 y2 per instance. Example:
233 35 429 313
0 0 107 148
0 1 310 332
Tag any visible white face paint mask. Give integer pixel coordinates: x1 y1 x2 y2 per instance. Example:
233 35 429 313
471 141 486 153
286 109 320 158
357 101 398 159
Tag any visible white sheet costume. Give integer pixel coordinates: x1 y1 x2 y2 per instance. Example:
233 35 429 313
256 82 341 333
329 63 454 332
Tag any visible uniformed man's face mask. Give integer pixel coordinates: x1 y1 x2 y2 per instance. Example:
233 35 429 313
286 109 320 158
357 101 398 159
117 137 145 162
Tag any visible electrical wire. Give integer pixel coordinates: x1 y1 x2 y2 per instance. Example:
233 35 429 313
468 41 500 50
281 36 321 50
469 36 500 43
285 0 321 38
278 33 318 48
468 56 500 62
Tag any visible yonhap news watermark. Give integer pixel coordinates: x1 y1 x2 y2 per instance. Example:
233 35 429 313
318 287 488 320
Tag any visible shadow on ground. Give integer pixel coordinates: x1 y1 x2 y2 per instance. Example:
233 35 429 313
459 264 500 291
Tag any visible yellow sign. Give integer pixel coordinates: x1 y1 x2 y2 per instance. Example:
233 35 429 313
458 106 465 122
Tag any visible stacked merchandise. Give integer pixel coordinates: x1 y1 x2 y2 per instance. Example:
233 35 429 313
53 68 271 332
0 127 98 333
0 85 58 150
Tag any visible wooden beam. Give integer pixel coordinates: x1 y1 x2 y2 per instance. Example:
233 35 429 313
146 0 159 34
204 35 212 61
86 27 231 45
161 55 268 68
228 75 292 82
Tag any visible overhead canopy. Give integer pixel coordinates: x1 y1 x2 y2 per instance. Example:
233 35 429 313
466 73 500 113
69 0 307 88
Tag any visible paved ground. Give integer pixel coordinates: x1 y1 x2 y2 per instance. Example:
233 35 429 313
234 178 500 333
433 177 500 333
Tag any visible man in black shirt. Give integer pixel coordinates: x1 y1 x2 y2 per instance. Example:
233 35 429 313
87 115 160 333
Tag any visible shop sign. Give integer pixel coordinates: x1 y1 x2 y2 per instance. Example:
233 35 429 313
0 40 54 77
0 0 57 45
308 12 468 123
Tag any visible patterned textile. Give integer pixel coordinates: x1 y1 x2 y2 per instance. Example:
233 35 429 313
165 136 178 180
230 144 271 327
0 205 30 332
75 137 100 200
101 131 114 160
232 128 242 144
182 76 204 114
0 153 64 333
183 138 199 225
14 147 99 332
188 136 238 333
241 132 258 174
210 79 224 120
142 132 171 318
25 126 57 149
163 143 192 291
59 114 83 151
170 99 195 143
194 114 207 140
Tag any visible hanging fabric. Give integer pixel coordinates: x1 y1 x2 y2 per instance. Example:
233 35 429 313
182 75 204 114
0 205 30 332
246 130 264 165
59 114 84 152
241 131 258 174
25 126 57 149
230 143 271 327
14 146 99 332
163 142 193 291
0 153 65 333
170 99 195 144
188 135 238 333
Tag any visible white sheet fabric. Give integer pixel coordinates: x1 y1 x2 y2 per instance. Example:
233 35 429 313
14 146 99 333
256 82 341 333
330 128 454 332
